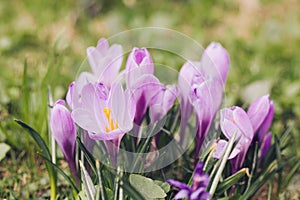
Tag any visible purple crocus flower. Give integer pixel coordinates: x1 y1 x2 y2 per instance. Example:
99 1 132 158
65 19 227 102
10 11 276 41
125 48 162 126
167 162 210 200
247 94 274 144
178 42 230 149
67 38 123 110
72 82 135 165
214 106 254 173
50 100 78 182
87 38 123 86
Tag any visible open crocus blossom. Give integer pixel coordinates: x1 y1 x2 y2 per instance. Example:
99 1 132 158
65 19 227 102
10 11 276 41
72 82 135 141
86 38 123 86
247 94 274 144
50 100 78 182
167 162 210 200
215 106 254 173
72 82 135 165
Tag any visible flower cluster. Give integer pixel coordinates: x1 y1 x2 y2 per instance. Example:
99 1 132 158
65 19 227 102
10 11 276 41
50 38 275 199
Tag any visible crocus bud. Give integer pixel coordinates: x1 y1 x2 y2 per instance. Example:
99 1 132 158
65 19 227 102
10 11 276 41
87 38 123 86
126 47 154 88
201 42 230 85
50 100 77 182
247 94 274 144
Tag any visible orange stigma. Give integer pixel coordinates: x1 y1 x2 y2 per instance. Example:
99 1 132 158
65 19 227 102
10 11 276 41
103 108 119 133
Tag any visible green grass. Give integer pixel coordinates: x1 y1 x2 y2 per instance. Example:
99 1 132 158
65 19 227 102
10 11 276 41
0 0 299 198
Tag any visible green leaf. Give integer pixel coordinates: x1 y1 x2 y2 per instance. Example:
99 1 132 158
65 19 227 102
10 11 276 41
0 143 10 161
216 168 249 194
39 153 79 193
79 160 96 200
76 190 88 200
129 174 167 200
281 159 300 190
15 119 51 159
76 137 97 178
120 177 146 200
153 180 170 193
15 119 57 200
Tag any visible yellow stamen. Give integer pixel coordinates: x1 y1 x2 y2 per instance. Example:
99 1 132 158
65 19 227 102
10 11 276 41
103 108 118 133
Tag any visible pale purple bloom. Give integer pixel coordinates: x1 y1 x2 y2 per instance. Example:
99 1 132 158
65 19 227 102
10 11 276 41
129 74 164 126
149 84 179 123
167 162 210 200
50 100 78 182
125 48 161 126
72 82 135 141
247 94 274 144
71 82 135 166
178 42 230 149
87 38 123 86
214 107 254 173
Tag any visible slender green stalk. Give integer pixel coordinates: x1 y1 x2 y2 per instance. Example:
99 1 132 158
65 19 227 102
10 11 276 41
245 142 258 193
96 160 106 200
203 142 217 171
47 86 57 200
209 130 237 198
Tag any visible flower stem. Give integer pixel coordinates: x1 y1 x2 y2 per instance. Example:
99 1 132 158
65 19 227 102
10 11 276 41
209 130 237 198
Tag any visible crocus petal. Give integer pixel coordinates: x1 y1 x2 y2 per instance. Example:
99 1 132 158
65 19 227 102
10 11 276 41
87 38 123 86
213 139 240 159
232 106 254 140
111 83 134 131
174 189 190 199
167 180 190 190
247 95 271 133
257 102 274 143
260 132 272 159
149 84 178 123
130 74 164 125
201 42 230 85
66 82 75 110
191 188 210 200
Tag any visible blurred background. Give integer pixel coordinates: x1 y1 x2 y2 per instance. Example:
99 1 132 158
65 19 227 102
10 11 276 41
0 0 299 198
